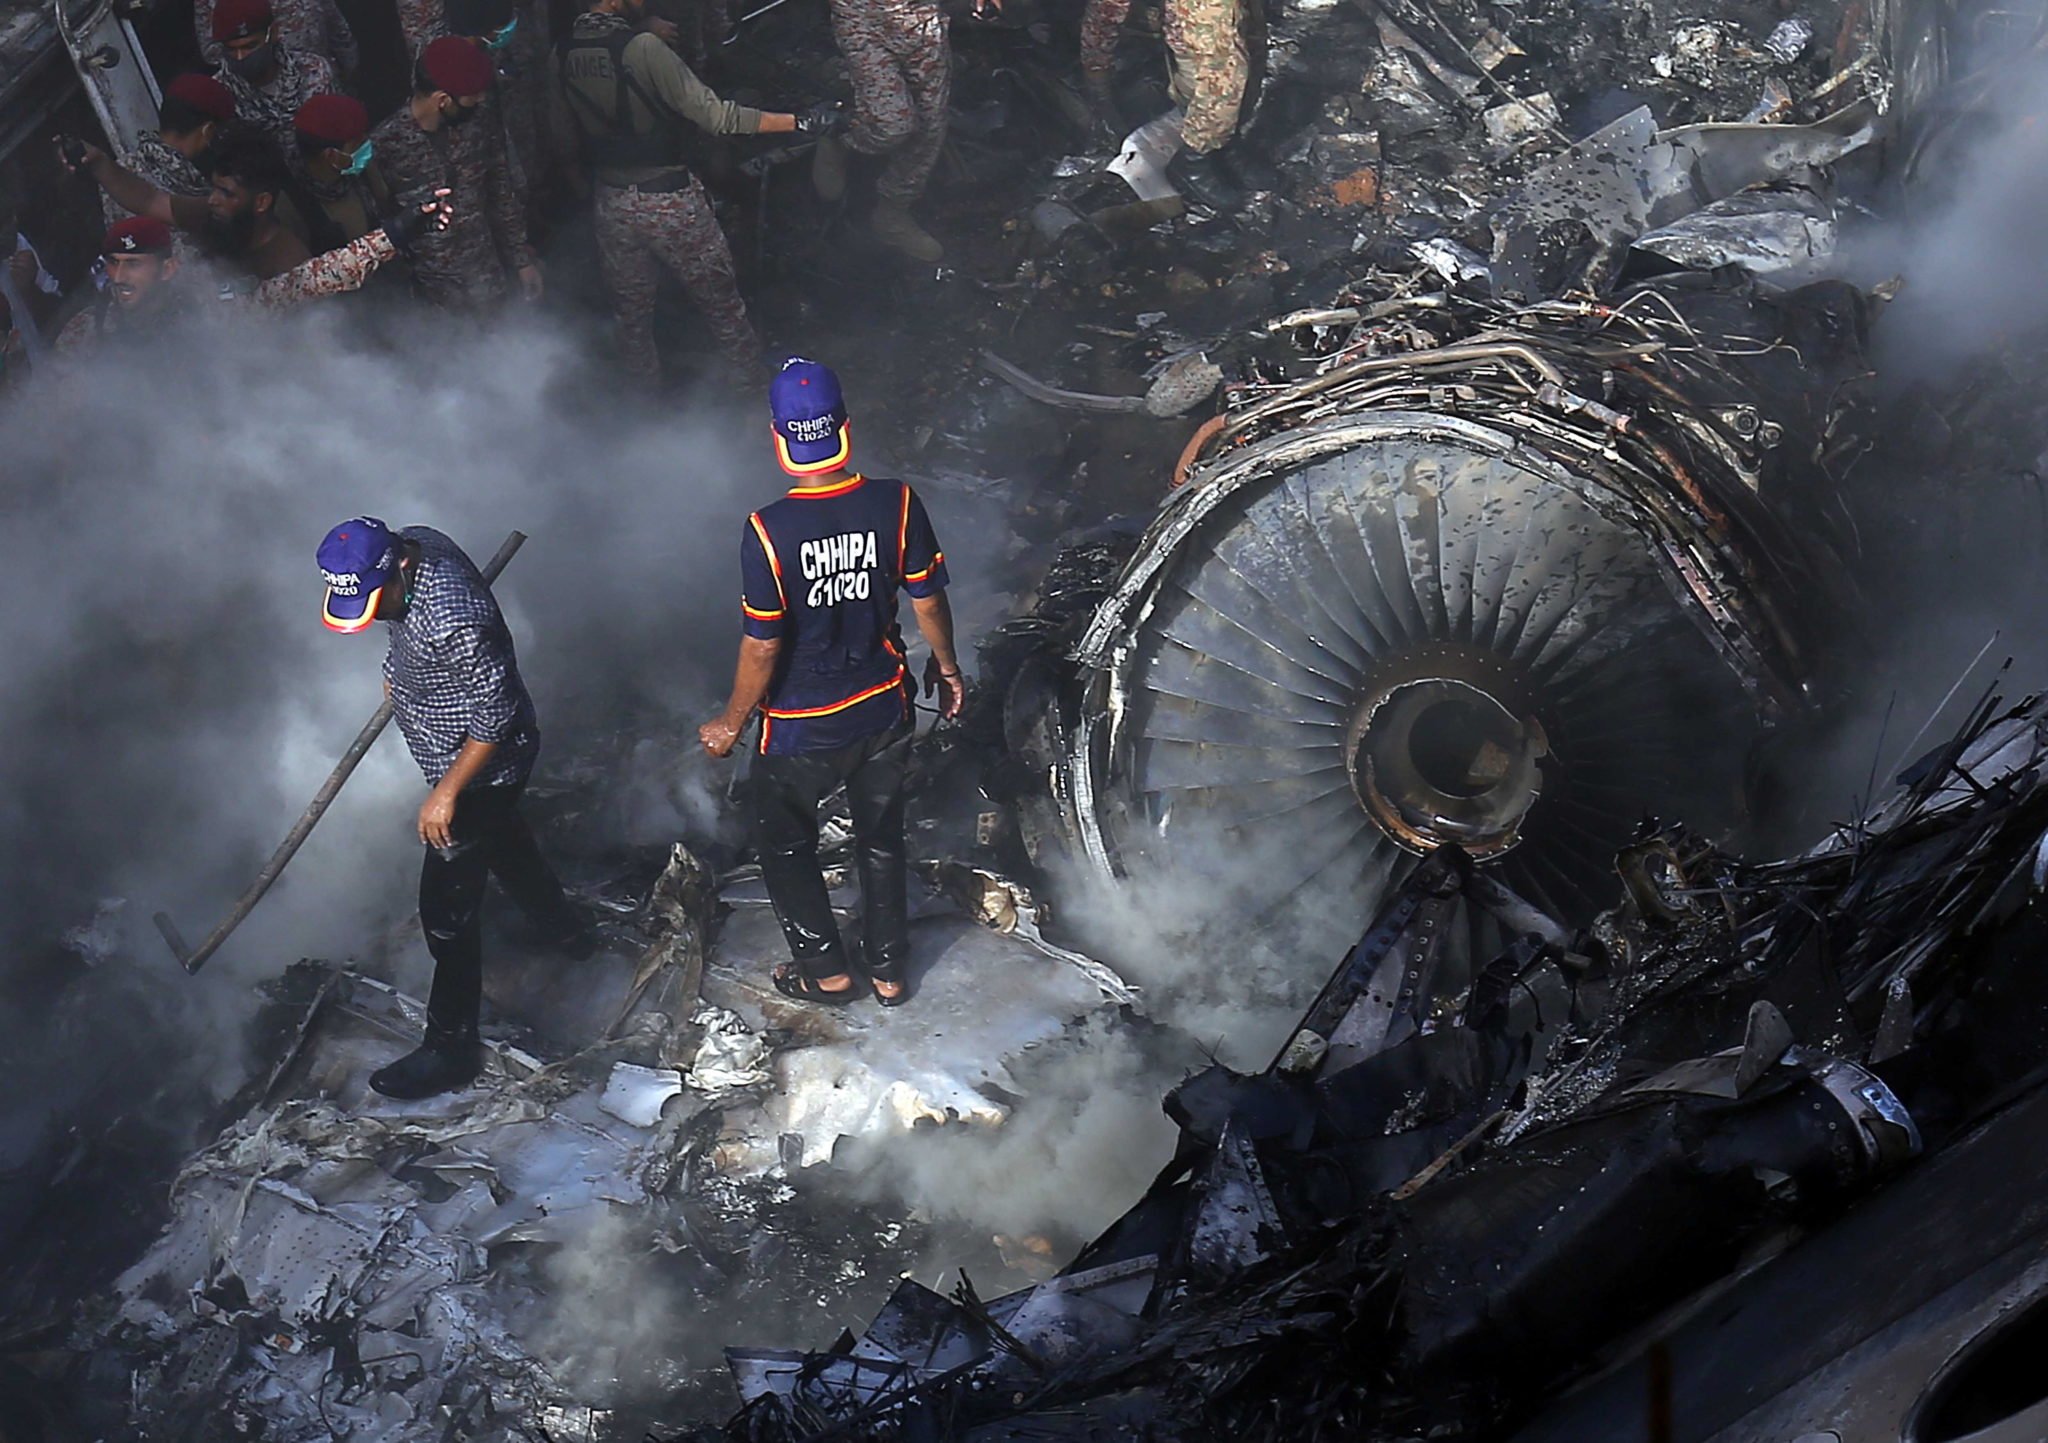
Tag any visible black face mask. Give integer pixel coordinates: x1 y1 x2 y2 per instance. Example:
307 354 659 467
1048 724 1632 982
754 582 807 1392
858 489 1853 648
226 43 275 80
441 100 479 129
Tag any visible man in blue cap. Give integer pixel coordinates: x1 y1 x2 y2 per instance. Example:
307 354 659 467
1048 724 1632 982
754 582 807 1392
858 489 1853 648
318 517 592 1097
700 358 965 1006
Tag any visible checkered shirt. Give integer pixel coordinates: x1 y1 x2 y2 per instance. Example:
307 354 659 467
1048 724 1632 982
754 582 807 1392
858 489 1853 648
382 526 539 787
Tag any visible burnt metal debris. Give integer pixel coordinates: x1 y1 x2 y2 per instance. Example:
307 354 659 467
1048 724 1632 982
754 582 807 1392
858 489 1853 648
10 0 2048 1434
702 686 2048 1442
1003 272 1872 975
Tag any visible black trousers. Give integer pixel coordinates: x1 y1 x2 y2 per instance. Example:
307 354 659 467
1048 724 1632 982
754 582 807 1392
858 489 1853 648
752 723 913 979
418 782 582 1039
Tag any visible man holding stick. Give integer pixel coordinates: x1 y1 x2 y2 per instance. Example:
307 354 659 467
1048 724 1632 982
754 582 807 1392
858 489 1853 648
318 517 591 1098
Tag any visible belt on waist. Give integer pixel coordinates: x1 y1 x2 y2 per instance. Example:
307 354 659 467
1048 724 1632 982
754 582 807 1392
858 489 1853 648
601 171 696 194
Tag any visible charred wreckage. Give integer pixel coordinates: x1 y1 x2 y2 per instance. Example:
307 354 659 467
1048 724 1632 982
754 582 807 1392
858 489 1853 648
8 0 2048 1436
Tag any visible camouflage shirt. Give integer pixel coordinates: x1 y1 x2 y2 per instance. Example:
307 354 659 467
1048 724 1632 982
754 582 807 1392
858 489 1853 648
370 102 533 307
50 231 397 363
221 45 341 161
196 0 358 73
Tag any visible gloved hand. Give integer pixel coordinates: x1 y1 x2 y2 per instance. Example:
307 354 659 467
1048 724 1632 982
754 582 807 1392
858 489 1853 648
385 187 454 256
795 102 849 137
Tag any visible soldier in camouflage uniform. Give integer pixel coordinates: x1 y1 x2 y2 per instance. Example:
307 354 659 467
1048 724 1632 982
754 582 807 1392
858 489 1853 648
294 94 396 250
119 74 233 203
397 0 566 233
1080 0 1248 206
213 0 342 167
372 37 539 308
557 0 835 383
1164 0 1247 154
56 200 448 363
815 0 952 262
1078 0 1130 112
196 0 357 76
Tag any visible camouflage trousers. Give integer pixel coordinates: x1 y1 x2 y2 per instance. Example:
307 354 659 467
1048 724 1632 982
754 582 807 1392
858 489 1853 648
595 178 762 383
829 0 951 205
1165 0 1247 153
1079 0 1132 77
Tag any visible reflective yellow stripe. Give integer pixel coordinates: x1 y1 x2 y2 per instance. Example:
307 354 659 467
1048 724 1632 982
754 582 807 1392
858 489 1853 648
786 471 864 499
763 668 906 719
897 481 911 576
748 512 786 611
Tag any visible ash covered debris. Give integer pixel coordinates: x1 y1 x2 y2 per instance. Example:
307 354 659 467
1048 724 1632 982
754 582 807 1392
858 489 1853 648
40 831 1147 1439
699 684 2048 1442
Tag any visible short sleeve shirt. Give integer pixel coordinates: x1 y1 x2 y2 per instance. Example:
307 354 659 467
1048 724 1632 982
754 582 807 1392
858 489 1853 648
741 475 949 755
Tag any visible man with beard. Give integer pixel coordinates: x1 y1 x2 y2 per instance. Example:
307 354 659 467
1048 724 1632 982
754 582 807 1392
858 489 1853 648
295 94 391 248
558 0 838 383
58 147 458 326
213 0 340 166
84 122 311 282
372 36 540 307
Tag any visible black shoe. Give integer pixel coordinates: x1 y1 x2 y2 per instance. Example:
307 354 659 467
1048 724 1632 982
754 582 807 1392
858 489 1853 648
369 1033 482 1099
1167 148 1243 213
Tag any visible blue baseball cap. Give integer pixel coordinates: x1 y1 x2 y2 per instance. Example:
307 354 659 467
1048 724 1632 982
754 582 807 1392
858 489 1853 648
317 516 398 633
769 356 850 476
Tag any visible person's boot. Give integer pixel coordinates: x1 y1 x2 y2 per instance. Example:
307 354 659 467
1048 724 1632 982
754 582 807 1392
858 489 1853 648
811 135 848 202
870 202 944 262
1083 71 1123 143
369 1026 482 1100
1166 146 1244 213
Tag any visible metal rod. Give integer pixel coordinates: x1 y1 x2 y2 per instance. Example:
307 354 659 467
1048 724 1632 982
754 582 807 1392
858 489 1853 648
721 0 798 43
155 530 529 976
980 350 1148 414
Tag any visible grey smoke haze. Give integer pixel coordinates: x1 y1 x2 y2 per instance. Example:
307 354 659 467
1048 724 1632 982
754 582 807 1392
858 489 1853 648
1786 39 2048 837
0 308 832 1120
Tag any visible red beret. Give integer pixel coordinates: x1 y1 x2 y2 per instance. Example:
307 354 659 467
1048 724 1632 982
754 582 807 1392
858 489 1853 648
104 216 176 257
421 35 494 99
294 93 369 146
165 72 236 121
211 0 274 41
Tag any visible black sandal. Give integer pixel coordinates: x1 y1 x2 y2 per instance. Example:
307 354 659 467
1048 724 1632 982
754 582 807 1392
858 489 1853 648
771 965 865 1006
865 965 912 1009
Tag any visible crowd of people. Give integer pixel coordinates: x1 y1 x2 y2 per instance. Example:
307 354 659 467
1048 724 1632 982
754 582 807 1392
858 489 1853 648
0 0 1258 387
0 0 1261 1093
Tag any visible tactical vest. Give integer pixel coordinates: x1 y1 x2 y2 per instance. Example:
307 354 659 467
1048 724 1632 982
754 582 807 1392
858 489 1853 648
558 29 688 170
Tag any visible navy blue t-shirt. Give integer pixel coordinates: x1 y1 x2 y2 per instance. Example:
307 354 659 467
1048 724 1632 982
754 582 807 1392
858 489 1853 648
741 474 950 755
